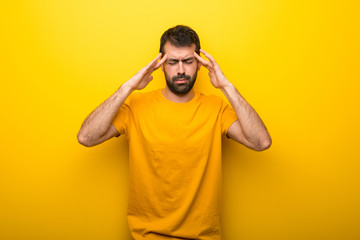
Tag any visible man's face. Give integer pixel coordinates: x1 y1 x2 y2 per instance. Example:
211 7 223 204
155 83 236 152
161 42 200 95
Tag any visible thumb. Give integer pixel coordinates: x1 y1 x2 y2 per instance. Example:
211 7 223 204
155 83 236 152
147 75 153 83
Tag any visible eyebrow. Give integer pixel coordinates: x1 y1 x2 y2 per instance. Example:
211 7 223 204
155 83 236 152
167 57 195 62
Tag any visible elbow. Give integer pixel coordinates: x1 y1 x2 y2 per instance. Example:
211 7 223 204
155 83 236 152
255 137 272 151
77 132 93 147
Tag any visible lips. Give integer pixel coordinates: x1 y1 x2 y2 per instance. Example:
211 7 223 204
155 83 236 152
175 79 188 84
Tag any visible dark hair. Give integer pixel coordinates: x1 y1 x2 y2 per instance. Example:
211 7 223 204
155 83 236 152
159 25 201 56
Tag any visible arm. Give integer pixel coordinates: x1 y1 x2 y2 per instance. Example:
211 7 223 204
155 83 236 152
77 53 167 147
194 50 271 151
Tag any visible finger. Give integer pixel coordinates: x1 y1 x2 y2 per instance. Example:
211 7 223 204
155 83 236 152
155 54 167 69
200 49 224 74
146 53 163 69
147 75 153 83
194 52 212 69
200 49 217 65
194 52 209 66
142 53 163 76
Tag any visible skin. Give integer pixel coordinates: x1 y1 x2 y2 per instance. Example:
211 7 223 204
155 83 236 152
194 49 272 151
160 42 200 102
77 53 167 147
77 44 271 151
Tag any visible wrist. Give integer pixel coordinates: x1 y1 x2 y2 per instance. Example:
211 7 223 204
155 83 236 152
219 80 233 91
119 82 135 95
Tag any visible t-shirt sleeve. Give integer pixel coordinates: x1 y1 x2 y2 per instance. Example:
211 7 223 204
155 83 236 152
220 100 238 136
111 95 132 137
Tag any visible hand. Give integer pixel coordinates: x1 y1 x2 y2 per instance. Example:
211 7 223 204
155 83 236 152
194 49 230 89
126 53 168 91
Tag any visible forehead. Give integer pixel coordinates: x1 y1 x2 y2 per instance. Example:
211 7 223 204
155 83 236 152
163 42 195 59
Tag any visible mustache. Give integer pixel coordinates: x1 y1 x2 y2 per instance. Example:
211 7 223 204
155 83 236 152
172 74 191 81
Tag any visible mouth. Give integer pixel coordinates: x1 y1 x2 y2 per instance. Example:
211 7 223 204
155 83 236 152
174 79 188 84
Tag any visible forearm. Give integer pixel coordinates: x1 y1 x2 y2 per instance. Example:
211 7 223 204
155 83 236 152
77 83 133 143
77 53 166 146
221 83 271 148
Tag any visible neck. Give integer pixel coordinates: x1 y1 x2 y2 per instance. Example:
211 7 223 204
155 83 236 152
162 87 195 103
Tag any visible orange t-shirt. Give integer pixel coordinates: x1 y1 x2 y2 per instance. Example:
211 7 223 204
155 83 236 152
112 89 238 240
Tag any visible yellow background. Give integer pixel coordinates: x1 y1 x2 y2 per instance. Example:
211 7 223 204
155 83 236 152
1 0 359 239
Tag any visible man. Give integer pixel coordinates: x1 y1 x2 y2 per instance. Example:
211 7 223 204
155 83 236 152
77 25 271 240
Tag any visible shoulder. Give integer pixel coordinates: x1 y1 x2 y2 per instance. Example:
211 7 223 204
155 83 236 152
128 89 160 104
197 91 227 107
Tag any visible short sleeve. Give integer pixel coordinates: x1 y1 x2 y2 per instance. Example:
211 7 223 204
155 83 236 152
220 100 238 136
112 95 133 137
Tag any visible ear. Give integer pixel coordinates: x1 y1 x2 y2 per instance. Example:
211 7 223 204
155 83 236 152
197 61 201 71
161 63 164 72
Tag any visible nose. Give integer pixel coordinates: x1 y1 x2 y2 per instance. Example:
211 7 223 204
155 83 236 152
177 61 185 75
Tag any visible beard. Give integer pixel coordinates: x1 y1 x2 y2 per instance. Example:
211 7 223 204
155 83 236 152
164 68 198 95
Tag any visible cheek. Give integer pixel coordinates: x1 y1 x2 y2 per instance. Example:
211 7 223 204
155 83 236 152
186 64 198 73
163 66 175 78
165 65 177 74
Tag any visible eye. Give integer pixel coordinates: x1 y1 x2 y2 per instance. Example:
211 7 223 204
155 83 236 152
167 60 178 65
184 60 194 64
